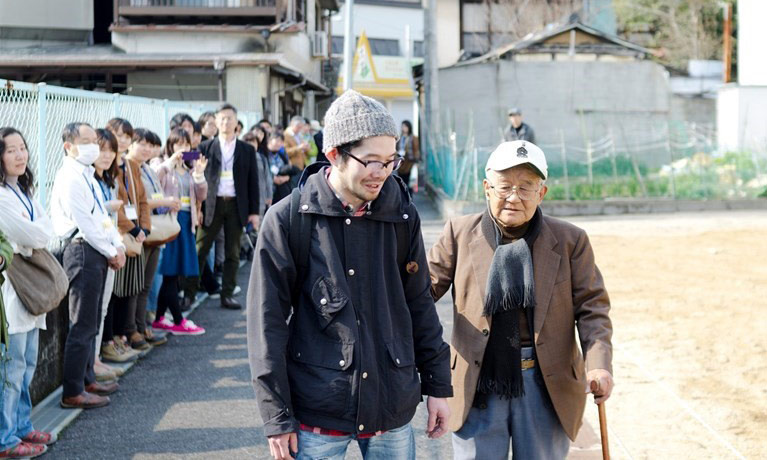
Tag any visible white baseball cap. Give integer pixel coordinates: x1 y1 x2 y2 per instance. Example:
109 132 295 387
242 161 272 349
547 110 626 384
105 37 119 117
485 140 548 180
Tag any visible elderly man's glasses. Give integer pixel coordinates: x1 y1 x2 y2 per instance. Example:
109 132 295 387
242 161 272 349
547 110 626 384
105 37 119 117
343 150 403 172
488 183 541 201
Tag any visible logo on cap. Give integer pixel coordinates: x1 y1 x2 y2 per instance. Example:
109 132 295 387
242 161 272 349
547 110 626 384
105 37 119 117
516 145 528 158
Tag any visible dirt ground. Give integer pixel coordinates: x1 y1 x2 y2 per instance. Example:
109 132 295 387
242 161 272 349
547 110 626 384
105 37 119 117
565 210 767 459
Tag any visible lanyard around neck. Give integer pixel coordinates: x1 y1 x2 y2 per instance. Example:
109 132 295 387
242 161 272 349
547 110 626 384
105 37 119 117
7 183 34 222
82 171 105 214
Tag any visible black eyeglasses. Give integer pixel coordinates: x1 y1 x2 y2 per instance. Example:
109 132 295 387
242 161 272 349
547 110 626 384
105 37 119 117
342 150 403 172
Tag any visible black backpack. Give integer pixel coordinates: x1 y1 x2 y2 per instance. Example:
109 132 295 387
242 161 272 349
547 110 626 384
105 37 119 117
287 187 412 290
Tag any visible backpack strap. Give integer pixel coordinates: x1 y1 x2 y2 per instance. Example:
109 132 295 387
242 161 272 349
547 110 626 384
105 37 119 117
288 188 312 289
393 217 411 283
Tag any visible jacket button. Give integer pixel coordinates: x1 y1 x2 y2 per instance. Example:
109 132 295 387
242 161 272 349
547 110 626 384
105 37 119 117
395 358 400 365
362 372 368 379
345 218 351 225
339 360 345 367
482 329 489 336
359 424 365 431
301 204 308 211
479 403 488 410
474 360 481 367
296 352 301 358
402 213 409 219
348 269 355 276
320 298 328 306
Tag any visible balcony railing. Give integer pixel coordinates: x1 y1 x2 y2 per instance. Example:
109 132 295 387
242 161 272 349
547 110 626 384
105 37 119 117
114 0 287 26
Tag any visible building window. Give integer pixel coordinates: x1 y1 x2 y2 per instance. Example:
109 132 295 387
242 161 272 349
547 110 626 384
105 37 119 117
331 36 401 56
412 40 424 58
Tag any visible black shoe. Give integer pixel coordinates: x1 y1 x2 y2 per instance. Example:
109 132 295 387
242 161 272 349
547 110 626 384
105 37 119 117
207 285 222 299
221 296 242 310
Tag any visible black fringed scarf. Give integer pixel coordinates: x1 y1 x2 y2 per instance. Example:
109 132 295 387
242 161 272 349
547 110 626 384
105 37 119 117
475 206 542 400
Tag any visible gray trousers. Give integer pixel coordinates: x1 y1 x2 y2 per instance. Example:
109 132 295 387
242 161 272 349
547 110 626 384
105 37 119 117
452 347 570 460
62 241 108 397
124 245 161 335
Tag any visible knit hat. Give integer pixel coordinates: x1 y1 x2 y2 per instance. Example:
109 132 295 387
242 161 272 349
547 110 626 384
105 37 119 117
323 90 398 153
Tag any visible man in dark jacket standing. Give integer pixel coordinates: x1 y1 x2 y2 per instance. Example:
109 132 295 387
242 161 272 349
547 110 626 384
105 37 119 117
504 107 535 143
186 103 260 310
247 90 452 460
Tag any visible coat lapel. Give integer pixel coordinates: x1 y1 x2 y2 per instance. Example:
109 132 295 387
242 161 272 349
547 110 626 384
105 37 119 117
467 225 494 329
532 219 560 338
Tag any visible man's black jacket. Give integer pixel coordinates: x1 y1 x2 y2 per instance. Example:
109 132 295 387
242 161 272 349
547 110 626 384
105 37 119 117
199 137 259 227
247 165 452 437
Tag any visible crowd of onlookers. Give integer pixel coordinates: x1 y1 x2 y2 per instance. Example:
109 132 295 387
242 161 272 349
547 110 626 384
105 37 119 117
0 104 419 458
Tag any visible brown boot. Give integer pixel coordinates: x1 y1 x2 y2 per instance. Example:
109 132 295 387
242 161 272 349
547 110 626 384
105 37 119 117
85 381 119 396
129 331 151 351
60 391 110 409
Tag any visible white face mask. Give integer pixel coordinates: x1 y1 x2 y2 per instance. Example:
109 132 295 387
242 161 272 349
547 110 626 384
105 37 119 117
75 143 100 166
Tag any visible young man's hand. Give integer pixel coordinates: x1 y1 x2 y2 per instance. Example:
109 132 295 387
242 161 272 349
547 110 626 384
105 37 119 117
268 432 297 459
426 396 450 439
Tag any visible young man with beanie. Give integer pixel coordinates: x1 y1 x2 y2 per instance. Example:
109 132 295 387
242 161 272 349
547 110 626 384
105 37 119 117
428 140 613 458
247 90 452 459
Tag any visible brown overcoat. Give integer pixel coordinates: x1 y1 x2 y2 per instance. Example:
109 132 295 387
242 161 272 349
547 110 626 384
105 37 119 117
427 211 612 441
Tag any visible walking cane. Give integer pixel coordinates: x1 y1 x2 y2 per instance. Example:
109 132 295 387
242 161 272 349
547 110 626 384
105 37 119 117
591 380 610 460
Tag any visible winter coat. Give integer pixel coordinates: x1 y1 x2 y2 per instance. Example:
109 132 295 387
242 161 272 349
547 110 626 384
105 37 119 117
247 164 452 437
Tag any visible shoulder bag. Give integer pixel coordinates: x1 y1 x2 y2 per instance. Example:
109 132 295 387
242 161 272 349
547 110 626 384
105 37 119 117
7 248 69 315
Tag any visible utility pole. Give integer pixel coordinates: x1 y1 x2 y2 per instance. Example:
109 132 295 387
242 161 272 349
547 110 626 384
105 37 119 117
423 0 440 157
342 0 355 91
723 2 733 83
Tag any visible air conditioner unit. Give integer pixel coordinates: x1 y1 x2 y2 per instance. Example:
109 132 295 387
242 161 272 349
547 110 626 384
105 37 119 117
312 31 328 59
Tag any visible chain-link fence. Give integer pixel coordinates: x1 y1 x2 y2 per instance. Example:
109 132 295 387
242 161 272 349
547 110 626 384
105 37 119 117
424 110 767 202
0 79 262 208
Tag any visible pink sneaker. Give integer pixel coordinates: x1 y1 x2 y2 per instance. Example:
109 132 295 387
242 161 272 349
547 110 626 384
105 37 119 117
168 319 205 336
152 316 174 331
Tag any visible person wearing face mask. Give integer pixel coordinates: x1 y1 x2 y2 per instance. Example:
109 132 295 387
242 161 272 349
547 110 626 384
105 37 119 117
0 128 56 458
51 122 126 410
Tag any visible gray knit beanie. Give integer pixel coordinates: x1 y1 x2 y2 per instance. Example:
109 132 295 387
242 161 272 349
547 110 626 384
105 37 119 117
323 90 398 153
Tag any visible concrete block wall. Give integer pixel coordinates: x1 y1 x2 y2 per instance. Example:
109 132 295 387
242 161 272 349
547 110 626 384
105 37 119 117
438 60 672 165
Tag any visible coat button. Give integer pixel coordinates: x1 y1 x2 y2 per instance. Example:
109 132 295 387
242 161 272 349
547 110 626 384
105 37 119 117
348 269 355 276
345 218 351 225
362 372 368 379
301 204 309 211
474 360 481 367
479 403 488 410
320 298 328 306
359 424 365 431
482 329 489 336
402 213 409 219
365 211 371 215
395 358 400 365
339 360 345 367
296 352 301 358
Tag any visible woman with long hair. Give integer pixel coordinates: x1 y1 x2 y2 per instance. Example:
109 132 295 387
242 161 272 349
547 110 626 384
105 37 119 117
105 119 152 356
151 128 207 335
396 120 420 193
93 129 141 367
0 127 56 458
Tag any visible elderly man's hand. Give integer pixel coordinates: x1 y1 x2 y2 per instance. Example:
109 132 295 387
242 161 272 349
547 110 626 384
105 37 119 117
587 369 613 404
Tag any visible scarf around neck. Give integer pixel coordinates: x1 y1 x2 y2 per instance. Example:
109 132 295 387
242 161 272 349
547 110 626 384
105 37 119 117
476 206 542 400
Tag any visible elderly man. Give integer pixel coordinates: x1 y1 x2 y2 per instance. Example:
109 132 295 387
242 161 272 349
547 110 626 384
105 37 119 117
428 140 613 459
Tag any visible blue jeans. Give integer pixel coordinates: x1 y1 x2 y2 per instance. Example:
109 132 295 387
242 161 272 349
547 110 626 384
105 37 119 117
0 329 39 451
452 347 570 460
297 423 415 460
146 248 163 313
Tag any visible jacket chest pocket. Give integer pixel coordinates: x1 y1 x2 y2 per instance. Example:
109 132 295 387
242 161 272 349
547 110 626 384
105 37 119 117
310 276 349 330
288 334 354 418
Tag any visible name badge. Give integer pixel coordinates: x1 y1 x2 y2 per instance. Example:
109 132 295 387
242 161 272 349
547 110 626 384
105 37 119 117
124 204 138 221
220 170 233 180
151 193 164 201
102 217 114 230
180 196 191 206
